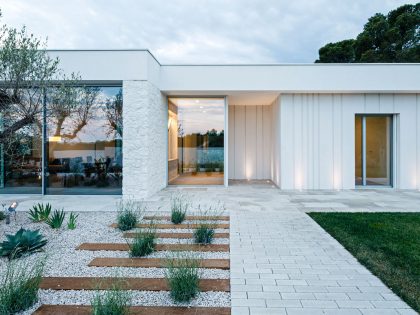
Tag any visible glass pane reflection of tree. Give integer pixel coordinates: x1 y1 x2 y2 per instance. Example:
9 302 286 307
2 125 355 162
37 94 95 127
47 86 122 194
0 89 43 194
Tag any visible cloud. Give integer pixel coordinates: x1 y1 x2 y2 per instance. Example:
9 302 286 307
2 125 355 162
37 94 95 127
1 0 417 63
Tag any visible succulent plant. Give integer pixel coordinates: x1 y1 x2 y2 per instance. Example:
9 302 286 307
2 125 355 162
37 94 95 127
28 203 52 222
45 209 65 229
0 228 47 259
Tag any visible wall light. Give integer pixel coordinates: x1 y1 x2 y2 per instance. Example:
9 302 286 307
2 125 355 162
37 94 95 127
295 171 303 191
333 172 341 191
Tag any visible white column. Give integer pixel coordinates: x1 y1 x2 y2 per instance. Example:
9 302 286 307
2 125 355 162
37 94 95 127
122 80 167 199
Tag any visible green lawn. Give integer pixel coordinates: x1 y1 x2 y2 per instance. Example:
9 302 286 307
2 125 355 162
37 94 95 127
308 212 420 312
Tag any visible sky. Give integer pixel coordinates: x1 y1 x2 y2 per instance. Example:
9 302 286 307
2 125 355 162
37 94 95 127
0 0 417 64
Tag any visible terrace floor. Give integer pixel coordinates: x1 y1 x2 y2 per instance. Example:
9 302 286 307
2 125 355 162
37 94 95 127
2 185 420 314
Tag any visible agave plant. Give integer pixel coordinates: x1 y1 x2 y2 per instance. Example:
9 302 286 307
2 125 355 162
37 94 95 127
0 228 47 260
28 203 52 222
46 209 66 229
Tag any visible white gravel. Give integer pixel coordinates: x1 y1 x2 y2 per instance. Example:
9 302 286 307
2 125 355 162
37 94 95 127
21 290 230 315
0 211 231 312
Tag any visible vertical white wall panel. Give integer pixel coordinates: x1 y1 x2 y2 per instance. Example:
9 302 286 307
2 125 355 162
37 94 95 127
396 94 417 188
281 95 295 189
271 97 281 186
263 105 273 179
233 106 246 179
417 94 420 190
256 106 263 179
279 93 420 190
229 104 272 180
246 106 257 179
228 105 235 179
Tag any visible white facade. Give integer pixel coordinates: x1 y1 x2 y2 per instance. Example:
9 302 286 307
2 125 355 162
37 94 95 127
49 50 420 197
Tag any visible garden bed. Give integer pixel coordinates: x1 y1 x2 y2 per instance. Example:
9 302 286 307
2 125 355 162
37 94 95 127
0 208 231 314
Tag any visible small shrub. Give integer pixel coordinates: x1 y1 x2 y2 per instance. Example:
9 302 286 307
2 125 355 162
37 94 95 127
91 281 132 315
0 228 47 260
170 194 190 224
193 201 225 244
67 212 79 230
129 224 156 257
0 211 5 221
166 253 200 302
28 203 52 222
46 209 66 229
0 257 45 314
194 223 215 244
116 200 143 231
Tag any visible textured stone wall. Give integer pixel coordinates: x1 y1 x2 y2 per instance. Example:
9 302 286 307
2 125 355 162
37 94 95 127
122 80 167 198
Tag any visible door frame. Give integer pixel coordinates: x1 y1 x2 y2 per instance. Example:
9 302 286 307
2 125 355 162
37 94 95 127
355 114 394 188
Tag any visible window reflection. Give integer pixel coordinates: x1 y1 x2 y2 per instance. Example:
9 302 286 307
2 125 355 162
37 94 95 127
46 86 122 194
0 122 42 193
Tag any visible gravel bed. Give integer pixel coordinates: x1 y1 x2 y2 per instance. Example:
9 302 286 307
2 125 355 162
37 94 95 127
21 291 230 315
141 219 229 224
40 290 230 307
154 238 229 245
141 228 229 233
1 211 230 312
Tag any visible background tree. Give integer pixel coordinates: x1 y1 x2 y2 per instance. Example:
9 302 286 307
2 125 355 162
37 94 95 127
104 89 123 138
316 3 419 63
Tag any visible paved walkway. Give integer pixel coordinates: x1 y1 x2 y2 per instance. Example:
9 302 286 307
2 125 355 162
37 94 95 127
2 184 419 314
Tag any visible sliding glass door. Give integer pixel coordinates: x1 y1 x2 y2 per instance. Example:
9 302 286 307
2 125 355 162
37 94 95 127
168 97 225 185
355 115 392 187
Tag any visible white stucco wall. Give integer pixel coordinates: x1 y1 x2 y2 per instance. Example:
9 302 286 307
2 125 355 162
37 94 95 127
122 80 167 198
279 93 420 190
228 105 272 180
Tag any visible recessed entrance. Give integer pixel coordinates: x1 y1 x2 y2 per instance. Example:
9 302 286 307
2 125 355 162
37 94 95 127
168 98 225 185
355 115 393 186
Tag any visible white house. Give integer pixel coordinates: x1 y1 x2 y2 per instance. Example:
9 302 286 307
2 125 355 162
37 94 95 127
1 49 420 197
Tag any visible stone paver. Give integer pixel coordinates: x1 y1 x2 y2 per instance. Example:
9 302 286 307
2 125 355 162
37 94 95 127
5 184 419 314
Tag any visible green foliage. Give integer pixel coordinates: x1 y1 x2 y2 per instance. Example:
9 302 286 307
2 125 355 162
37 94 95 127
194 223 215 244
308 212 420 312
166 253 200 302
317 39 356 63
0 258 45 315
46 209 66 229
129 224 157 257
28 203 52 222
91 281 132 315
171 194 189 224
116 200 143 231
316 4 420 63
0 211 5 221
67 212 79 230
193 202 225 244
0 228 47 260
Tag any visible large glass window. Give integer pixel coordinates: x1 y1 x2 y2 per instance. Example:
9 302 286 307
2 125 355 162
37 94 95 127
46 86 122 194
0 85 122 195
355 115 392 186
168 98 224 185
